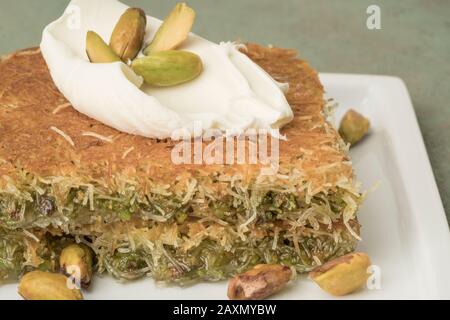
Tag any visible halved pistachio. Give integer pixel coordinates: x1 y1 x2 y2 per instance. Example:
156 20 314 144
18 271 83 300
143 3 196 54
309 252 372 296
86 31 121 63
60 243 94 288
110 8 147 61
227 264 292 300
339 109 370 145
132 50 203 87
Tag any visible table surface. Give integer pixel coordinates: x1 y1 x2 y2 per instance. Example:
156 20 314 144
0 0 449 219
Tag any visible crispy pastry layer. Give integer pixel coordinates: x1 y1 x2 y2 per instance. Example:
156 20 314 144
0 45 352 190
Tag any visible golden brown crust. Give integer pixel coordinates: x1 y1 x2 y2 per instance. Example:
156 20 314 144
0 44 352 192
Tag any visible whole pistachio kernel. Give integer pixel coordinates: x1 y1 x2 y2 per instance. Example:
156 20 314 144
86 31 121 63
132 50 203 87
60 243 94 288
110 8 147 61
18 271 83 300
309 252 372 296
339 109 370 145
227 264 292 300
143 2 196 54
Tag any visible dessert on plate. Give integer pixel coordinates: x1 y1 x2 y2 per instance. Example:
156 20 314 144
0 0 364 298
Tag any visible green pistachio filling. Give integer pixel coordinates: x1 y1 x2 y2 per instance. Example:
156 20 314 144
0 171 362 284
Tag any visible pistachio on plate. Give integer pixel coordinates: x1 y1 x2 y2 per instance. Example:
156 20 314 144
309 252 372 296
18 271 83 300
60 243 94 288
143 3 196 54
132 50 203 87
227 264 292 300
339 109 370 145
86 31 121 63
110 8 147 62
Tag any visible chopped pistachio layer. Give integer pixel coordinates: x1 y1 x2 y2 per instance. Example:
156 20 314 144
0 167 362 284
0 223 357 284
0 185 360 284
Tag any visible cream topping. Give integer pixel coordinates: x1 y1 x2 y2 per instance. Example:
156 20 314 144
41 0 293 139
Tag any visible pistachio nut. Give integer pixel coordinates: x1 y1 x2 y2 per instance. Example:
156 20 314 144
131 50 203 87
60 243 94 288
309 252 372 296
227 264 292 300
110 8 147 61
18 271 83 300
339 109 370 145
86 31 121 63
143 3 196 54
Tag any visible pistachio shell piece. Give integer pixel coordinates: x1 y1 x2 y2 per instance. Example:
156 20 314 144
143 3 195 54
86 31 121 63
309 252 372 296
18 271 83 300
60 243 94 288
110 8 147 61
227 264 292 300
131 50 203 87
339 109 370 145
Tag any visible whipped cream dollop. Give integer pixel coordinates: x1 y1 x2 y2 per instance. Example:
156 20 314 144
41 0 293 139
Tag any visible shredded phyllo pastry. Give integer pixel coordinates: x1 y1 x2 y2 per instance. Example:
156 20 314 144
122 146 135 159
50 126 75 147
0 45 362 284
52 103 72 115
82 132 114 143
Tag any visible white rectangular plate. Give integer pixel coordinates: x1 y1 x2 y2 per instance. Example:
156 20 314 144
1 74 449 300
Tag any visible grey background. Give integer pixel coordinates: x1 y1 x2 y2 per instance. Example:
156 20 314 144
0 0 449 217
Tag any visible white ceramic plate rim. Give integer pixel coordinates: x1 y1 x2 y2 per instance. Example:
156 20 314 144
320 73 450 299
